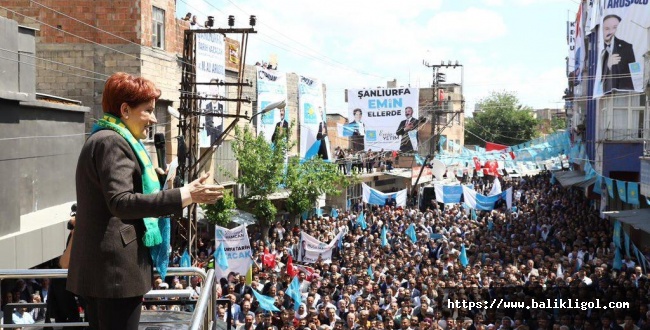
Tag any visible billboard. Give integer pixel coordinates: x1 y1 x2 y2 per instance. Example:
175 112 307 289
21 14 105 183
347 88 421 152
298 76 331 160
593 0 649 97
256 67 289 144
196 33 226 148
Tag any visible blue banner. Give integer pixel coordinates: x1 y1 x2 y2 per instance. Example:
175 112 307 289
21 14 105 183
627 182 640 205
605 177 615 198
616 180 627 203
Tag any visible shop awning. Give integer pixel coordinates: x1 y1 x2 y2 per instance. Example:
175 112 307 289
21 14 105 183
552 170 587 188
576 177 597 189
604 209 650 234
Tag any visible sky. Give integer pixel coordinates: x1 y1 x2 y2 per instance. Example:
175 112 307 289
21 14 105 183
177 0 579 117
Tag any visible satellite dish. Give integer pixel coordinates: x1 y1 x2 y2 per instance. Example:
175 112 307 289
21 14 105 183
430 159 446 180
167 106 180 119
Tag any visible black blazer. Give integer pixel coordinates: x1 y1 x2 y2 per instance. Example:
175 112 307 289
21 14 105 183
67 130 183 298
271 120 289 144
395 117 419 153
602 37 635 93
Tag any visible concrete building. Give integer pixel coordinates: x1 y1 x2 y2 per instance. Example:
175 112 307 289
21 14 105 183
419 83 465 156
0 16 89 269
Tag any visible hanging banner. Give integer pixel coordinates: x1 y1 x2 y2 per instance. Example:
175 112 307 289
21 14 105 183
434 184 474 204
361 183 407 206
593 1 649 97
196 33 226 148
569 1 587 93
347 88 421 152
411 166 433 185
299 231 342 264
256 67 289 144
298 76 331 160
214 225 253 279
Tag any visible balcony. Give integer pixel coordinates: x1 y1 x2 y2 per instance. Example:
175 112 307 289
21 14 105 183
600 128 649 141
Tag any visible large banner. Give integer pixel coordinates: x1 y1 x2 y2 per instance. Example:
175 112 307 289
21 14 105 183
214 225 253 279
196 33 226 148
256 67 289 144
298 76 331 160
299 231 342 264
411 166 433 185
361 183 407 207
593 1 649 97
347 88 420 152
434 184 474 204
568 1 586 94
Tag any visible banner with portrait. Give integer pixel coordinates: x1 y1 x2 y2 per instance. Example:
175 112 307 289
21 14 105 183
256 67 289 144
347 88 420 152
568 1 586 94
593 1 649 98
299 231 342 264
214 225 253 279
298 76 331 160
196 33 226 148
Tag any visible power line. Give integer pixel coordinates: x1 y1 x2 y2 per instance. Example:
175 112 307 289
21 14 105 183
0 54 105 82
0 47 110 79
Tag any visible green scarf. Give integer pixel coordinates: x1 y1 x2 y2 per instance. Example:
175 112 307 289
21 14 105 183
92 114 162 247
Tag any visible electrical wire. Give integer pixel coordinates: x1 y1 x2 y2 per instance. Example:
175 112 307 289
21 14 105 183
0 47 110 79
0 54 105 82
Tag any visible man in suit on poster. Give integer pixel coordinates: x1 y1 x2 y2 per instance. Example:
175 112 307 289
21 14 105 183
395 106 421 153
601 14 636 93
271 108 289 144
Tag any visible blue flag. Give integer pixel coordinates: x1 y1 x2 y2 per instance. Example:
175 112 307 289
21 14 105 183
381 226 388 247
471 208 477 221
214 243 229 271
487 220 494 231
430 233 443 240
627 182 640 205
285 276 302 311
459 244 469 267
356 212 367 230
303 140 322 160
624 232 631 258
613 220 622 249
605 177 615 198
253 290 280 312
301 211 309 221
180 249 191 268
415 154 425 166
406 224 417 243
331 208 339 219
613 247 623 270
347 199 351 210
367 265 374 280
616 180 627 203
338 232 343 250
315 208 323 217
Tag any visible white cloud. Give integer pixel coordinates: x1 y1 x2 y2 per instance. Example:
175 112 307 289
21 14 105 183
425 7 507 43
482 0 504 6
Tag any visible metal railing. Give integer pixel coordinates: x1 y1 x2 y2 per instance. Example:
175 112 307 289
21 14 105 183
601 128 650 141
0 267 215 329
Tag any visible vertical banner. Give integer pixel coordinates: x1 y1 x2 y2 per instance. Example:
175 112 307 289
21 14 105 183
256 67 289 144
593 1 649 97
347 88 420 152
569 1 586 94
298 76 331 160
214 225 253 279
196 33 226 148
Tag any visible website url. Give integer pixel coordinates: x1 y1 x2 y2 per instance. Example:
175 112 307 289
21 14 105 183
446 299 630 310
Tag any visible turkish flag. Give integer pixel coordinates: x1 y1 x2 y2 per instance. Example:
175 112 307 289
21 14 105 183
286 255 297 278
473 157 481 171
483 160 500 177
485 142 508 151
262 248 276 269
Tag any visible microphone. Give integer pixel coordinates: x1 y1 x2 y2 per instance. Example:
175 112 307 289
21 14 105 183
174 136 187 188
154 133 166 187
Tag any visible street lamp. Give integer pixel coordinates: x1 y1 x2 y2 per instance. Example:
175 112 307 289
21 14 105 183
249 100 286 122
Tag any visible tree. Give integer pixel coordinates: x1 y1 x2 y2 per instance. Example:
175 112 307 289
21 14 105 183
284 156 350 224
230 124 292 239
203 189 236 227
464 91 540 146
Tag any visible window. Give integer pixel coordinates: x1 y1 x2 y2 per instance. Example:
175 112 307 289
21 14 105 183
152 6 165 49
604 93 645 140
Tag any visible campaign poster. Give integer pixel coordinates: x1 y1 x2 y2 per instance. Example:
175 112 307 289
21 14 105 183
214 225 253 279
593 0 649 97
347 88 420 152
298 76 331 160
195 33 225 148
256 67 289 144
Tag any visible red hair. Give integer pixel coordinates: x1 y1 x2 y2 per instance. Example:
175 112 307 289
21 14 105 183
102 72 161 117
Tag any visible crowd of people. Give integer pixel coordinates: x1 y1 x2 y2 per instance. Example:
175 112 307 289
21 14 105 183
215 171 650 330
3 172 650 330
334 147 399 175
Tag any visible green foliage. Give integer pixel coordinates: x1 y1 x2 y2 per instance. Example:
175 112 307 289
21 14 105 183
203 189 236 227
284 156 350 220
550 116 567 132
231 124 294 226
465 91 540 146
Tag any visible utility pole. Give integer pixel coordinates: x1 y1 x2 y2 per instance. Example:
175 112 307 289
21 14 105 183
177 15 257 258
411 60 464 195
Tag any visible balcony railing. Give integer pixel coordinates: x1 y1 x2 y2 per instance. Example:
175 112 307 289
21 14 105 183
601 128 649 141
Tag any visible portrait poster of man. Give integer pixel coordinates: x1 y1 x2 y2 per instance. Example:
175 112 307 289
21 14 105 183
298 76 332 160
347 87 420 152
256 67 289 144
195 32 226 148
593 1 649 97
